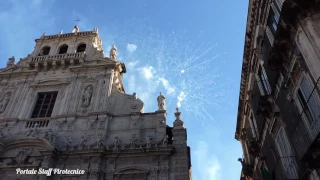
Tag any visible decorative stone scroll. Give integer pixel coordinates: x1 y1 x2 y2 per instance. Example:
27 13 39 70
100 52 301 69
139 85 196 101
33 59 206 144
0 92 11 114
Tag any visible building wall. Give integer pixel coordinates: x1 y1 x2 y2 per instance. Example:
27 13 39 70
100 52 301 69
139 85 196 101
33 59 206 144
236 1 320 179
0 29 191 180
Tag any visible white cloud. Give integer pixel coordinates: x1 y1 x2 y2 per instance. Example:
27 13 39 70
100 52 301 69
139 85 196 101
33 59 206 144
177 91 186 108
158 77 175 95
194 141 221 180
127 43 137 52
141 66 155 80
128 61 139 69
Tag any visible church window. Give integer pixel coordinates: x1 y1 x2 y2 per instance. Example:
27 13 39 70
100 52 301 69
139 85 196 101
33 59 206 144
76 43 86 53
58 44 68 54
31 92 58 118
38 46 51 56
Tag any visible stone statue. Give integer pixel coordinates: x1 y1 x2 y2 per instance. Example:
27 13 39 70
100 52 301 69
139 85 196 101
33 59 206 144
113 136 121 150
82 86 93 108
109 44 117 59
72 25 79 33
63 136 72 150
0 92 11 114
78 136 86 149
130 134 137 149
146 136 152 148
96 138 104 148
157 92 166 111
162 135 169 147
6 56 15 67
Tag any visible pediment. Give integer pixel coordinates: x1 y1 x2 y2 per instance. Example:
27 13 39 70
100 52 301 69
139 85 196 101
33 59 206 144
29 79 70 87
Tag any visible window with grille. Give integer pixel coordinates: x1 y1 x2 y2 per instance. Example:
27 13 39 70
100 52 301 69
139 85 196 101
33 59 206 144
31 92 58 118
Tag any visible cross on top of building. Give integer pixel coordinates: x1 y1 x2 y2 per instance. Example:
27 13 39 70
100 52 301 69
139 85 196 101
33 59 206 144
75 18 80 25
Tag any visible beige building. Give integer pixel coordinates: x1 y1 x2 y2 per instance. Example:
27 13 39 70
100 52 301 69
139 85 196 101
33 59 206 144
0 26 192 180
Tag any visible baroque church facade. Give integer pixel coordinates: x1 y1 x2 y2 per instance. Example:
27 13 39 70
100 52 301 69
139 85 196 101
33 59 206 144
0 26 192 180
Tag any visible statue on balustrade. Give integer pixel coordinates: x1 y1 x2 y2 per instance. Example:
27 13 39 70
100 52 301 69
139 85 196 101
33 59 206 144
109 44 117 60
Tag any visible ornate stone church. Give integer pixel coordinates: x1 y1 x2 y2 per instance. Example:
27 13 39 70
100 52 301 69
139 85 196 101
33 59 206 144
0 26 192 180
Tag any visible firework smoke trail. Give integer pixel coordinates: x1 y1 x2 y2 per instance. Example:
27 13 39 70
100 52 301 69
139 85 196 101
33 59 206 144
118 20 232 122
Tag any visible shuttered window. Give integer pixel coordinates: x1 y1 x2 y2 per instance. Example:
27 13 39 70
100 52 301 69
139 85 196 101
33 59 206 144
296 77 320 125
276 128 298 179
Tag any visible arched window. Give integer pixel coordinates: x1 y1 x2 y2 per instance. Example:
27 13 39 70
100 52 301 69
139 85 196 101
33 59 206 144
58 44 68 54
38 46 51 56
76 43 86 53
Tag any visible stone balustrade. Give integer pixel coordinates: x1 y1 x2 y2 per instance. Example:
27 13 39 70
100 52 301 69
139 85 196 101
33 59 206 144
31 52 85 62
43 31 95 39
24 119 50 129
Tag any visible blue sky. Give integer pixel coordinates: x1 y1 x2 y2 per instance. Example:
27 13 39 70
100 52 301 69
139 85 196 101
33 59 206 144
0 0 248 179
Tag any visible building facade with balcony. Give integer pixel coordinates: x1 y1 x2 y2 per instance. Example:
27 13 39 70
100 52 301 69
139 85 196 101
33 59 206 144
236 0 320 179
0 26 192 180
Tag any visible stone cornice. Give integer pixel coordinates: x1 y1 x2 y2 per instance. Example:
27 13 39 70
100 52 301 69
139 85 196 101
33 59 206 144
35 31 97 42
68 62 118 71
29 79 70 87
235 0 259 140
57 146 173 156
0 69 37 76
